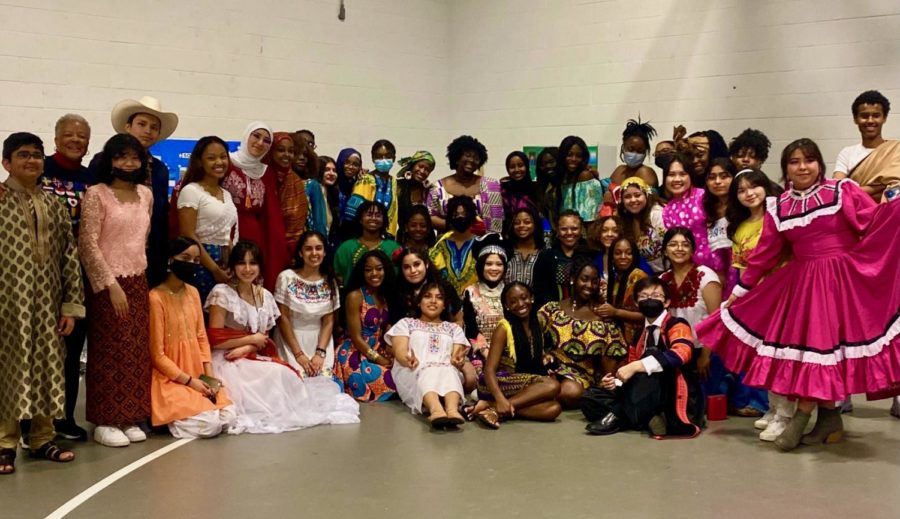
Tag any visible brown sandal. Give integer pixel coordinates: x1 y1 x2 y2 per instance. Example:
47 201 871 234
0 448 15 474
29 441 74 463
475 408 501 430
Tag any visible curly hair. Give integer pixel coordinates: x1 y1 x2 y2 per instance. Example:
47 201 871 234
728 128 771 164
445 194 477 221
852 90 890 117
447 135 488 170
351 201 389 238
503 206 546 250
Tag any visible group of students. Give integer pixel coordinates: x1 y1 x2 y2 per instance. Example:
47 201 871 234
3 88 900 475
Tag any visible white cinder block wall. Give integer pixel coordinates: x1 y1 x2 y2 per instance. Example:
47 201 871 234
449 0 900 178
0 0 451 168
2 0 900 181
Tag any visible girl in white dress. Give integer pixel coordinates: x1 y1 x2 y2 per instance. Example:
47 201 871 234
387 282 469 428
274 231 340 381
205 241 359 434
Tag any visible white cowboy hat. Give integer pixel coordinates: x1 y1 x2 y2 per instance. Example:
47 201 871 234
110 96 179 142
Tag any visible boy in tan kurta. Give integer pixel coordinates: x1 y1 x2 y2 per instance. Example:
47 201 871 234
0 133 85 474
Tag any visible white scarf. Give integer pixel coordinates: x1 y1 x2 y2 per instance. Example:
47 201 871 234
230 121 272 180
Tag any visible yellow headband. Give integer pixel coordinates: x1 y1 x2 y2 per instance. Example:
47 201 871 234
620 176 652 195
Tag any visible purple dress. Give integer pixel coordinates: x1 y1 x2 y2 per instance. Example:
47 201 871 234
696 179 900 401
662 187 720 272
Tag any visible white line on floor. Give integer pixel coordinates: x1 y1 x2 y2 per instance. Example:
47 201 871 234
43 438 194 519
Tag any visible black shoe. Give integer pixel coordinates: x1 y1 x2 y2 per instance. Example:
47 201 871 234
585 412 621 435
647 413 667 436
53 420 88 442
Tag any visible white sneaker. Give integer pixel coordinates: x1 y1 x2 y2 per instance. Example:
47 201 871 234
754 410 775 430
759 416 789 442
122 425 147 443
94 426 130 447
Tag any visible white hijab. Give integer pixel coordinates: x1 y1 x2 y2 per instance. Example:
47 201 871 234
230 121 272 180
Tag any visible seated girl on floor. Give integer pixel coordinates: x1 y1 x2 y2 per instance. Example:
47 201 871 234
205 241 359 434
387 282 469 429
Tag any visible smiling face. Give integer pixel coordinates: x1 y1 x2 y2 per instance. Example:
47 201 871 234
402 254 428 285
599 218 619 249
2 144 44 186
706 165 732 198
665 233 694 266
247 129 272 159
665 160 692 197
855 103 886 141
410 160 434 183
456 149 481 176
344 154 362 178
201 142 229 181
507 155 528 181
622 185 647 214
558 215 582 249
404 213 430 243
573 265 600 302
321 160 338 186
418 286 446 320
234 250 261 284
482 254 505 284
363 256 385 288
565 144 584 173
300 234 325 270
539 153 557 176
612 239 634 271
55 120 90 163
736 178 767 211
362 206 385 233
512 211 535 241
785 148 820 190
125 113 161 149
504 284 533 320
272 139 295 169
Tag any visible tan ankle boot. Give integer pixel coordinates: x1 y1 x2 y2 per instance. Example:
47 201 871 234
774 410 812 451
800 406 844 445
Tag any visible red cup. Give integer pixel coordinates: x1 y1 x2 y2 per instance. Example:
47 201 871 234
707 394 727 421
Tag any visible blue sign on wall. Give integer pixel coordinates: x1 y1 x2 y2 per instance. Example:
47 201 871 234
150 139 240 195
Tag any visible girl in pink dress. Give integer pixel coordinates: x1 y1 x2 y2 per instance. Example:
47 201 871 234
661 153 718 273
697 138 900 451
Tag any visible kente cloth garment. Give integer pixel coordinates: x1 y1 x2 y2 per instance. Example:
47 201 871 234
538 301 627 389
426 176 504 234
344 172 399 236
335 287 397 402
387 318 468 414
85 274 150 425
149 285 234 426
662 187 718 272
696 180 900 401
0 179 85 420
476 319 548 401
429 233 478 296
500 176 539 221
848 140 900 202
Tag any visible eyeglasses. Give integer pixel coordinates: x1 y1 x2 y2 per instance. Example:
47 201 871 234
14 151 44 161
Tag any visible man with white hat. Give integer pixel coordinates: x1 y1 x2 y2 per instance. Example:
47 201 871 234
90 96 179 286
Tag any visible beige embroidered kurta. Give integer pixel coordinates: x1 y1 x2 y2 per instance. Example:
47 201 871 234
0 179 85 420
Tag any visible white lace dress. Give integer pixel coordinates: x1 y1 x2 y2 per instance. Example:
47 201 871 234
273 270 340 379
386 318 468 414
204 284 359 434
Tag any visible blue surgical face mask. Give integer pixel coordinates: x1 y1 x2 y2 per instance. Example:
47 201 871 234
374 158 394 173
623 151 646 169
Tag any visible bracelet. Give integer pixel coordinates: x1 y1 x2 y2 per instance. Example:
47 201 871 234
365 349 381 361
315 347 327 358
184 375 192 386
293 350 305 358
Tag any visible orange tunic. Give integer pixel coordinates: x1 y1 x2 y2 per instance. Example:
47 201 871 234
149 285 232 426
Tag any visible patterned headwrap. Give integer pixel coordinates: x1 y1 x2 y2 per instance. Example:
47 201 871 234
397 150 436 179
619 176 653 196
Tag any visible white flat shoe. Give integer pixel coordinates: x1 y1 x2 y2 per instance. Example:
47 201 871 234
94 426 129 447
754 410 775 430
122 425 147 443
759 416 788 442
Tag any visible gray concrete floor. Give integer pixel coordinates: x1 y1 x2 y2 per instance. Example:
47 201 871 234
3 396 900 519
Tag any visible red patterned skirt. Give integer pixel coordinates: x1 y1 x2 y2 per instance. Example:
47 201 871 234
86 275 151 425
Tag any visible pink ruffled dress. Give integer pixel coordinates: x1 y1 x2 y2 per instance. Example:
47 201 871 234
696 179 900 401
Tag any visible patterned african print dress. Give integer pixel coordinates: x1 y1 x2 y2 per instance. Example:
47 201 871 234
477 319 548 400
426 176 504 233
80 183 152 426
429 233 478 296
335 287 397 402
538 302 627 388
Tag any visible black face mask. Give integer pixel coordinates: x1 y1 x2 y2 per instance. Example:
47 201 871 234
170 260 199 282
638 298 666 319
654 155 673 170
449 215 473 232
111 167 142 183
